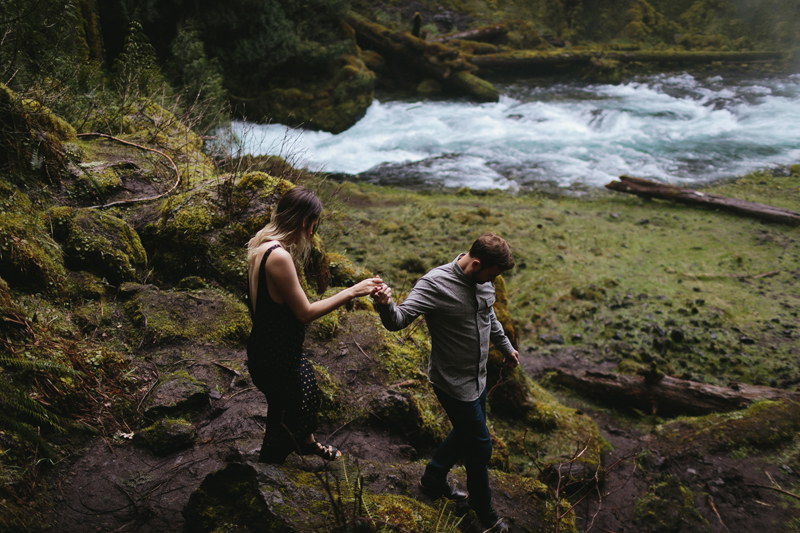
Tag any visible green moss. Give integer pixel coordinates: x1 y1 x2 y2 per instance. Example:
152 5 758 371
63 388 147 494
328 252 373 287
655 399 800 455
311 362 347 423
0 211 66 294
123 286 250 346
363 493 445 533
239 54 375 134
136 417 197 455
0 83 76 187
634 475 710 533
44 207 147 285
66 270 106 301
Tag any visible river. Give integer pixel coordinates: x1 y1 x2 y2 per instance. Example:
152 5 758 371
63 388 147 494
236 72 800 191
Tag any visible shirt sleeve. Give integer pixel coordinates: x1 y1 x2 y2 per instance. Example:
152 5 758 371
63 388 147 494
488 306 515 356
376 279 440 331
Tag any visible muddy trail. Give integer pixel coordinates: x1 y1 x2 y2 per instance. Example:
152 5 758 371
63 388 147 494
36 332 799 533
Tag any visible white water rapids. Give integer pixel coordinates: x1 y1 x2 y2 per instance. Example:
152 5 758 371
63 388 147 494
235 72 800 191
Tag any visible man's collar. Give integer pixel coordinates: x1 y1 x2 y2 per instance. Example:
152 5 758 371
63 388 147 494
453 253 471 283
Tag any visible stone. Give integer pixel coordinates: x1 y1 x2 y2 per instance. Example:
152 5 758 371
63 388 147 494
144 371 210 419
134 418 197 455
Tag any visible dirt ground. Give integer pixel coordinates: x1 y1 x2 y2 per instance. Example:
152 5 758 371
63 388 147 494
35 334 799 533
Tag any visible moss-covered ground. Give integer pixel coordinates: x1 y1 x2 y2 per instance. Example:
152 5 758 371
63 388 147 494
331 174 800 391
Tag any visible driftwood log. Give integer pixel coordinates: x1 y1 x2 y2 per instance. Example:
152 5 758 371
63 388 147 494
548 368 800 417
605 175 800 226
468 50 783 74
431 24 509 43
346 12 499 102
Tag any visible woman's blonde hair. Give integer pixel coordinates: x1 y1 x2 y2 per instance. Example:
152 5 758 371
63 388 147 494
246 186 322 263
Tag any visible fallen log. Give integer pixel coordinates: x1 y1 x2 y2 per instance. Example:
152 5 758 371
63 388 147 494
345 12 499 102
431 24 509 43
467 50 784 74
547 368 800 417
605 175 800 226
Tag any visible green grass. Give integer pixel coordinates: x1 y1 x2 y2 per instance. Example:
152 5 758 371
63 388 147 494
331 172 800 389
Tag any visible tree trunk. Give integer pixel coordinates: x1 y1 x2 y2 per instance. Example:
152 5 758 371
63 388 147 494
345 12 499 102
605 175 800 226
548 368 800 417
468 50 783 74
431 24 509 43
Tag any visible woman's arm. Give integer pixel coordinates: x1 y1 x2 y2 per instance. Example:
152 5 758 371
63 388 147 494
268 247 382 324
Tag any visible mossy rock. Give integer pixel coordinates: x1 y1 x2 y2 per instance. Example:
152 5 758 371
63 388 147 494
144 371 210 420
122 285 250 346
134 417 197 456
0 83 76 187
81 99 214 188
44 207 147 285
176 276 207 291
328 252 373 287
140 175 307 293
633 475 711 533
237 54 375 134
183 463 294 533
655 399 800 456
0 211 66 294
65 271 106 301
0 276 11 308
308 309 339 341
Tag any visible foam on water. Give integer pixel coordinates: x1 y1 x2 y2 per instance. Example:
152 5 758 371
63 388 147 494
236 73 800 190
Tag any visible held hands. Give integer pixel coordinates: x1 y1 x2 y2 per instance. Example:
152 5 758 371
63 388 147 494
350 277 384 299
370 283 392 305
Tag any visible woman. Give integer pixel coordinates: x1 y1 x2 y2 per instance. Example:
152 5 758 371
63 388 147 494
246 186 382 463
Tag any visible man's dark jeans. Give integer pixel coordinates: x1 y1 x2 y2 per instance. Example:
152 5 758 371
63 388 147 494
421 385 493 515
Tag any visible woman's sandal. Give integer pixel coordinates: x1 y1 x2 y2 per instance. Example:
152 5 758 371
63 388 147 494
299 441 342 461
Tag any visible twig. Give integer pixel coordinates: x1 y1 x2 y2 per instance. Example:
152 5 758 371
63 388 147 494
213 361 241 375
223 386 257 402
76 132 181 208
351 336 374 362
707 495 730 531
136 359 160 412
747 483 800 500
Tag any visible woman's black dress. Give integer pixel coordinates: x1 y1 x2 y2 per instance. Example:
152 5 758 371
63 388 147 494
247 244 319 463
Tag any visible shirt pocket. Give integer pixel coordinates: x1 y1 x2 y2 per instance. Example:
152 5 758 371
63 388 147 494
477 295 496 312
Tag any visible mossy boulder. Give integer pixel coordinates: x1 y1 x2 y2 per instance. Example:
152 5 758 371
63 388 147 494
44 207 147 285
144 371 210 420
81 100 214 188
121 285 250 347
183 463 294 533
65 271 106 301
328 252 373 287
0 210 66 294
139 174 306 292
0 83 76 187
236 54 375 134
134 417 197 455
633 475 710 533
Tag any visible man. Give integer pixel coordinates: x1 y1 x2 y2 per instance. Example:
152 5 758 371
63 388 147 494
371 232 519 533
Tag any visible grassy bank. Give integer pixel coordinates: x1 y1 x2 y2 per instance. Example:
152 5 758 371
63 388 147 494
329 170 800 389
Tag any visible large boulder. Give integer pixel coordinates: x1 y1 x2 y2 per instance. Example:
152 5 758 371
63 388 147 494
182 463 295 533
44 207 147 285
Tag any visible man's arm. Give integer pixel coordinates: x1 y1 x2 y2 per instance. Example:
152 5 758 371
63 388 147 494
372 279 440 332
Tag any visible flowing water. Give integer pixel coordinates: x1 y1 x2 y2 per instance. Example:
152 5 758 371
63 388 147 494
236 72 800 191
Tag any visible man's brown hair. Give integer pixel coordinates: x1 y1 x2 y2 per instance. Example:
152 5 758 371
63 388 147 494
469 232 515 271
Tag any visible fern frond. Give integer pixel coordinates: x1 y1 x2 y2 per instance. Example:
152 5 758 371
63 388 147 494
0 354 83 377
